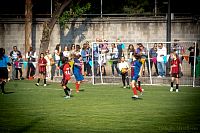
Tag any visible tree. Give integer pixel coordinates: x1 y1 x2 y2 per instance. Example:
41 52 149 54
25 0 32 54
39 0 90 53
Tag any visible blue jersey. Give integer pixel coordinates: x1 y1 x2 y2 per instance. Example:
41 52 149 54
131 60 142 80
73 58 84 81
0 55 10 68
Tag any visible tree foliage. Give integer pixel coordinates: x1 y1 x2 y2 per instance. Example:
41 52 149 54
59 3 91 28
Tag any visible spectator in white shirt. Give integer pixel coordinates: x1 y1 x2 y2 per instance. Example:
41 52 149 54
157 43 167 77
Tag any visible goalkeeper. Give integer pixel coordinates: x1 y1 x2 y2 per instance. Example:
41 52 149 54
119 56 130 88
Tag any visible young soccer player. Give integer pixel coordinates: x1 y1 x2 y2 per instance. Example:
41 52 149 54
131 54 144 99
0 48 11 94
60 57 72 99
73 54 84 93
170 52 183 92
35 53 47 86
118 56 130 88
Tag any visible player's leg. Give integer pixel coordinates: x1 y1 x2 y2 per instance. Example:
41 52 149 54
170 76 175 92
43 73 47 86
175 77 179 92
125 72 130 88
131 80 138 98
121 73 126 88
35 73 41 86
76 81 81 93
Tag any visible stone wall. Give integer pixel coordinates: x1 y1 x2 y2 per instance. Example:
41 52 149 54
0 17 200 55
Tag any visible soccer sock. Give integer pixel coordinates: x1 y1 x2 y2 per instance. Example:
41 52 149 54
171 82 173 87
176 84 179 90
138 80 141 87
132 87 138 95
137 86 143 92
44 79 46 84
37 78 40 83
1 81 6 93
64 88 69 96
76 83 80 92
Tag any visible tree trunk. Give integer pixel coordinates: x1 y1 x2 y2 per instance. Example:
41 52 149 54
25 0 32 55
39 0 73 53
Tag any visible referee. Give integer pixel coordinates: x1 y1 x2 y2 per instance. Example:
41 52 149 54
0 48 11 94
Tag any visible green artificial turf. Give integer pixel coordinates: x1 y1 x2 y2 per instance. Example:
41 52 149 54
0 80 200 133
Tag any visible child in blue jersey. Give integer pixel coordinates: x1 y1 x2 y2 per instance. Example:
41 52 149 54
131 54 144 99
73 54 84 93
0 48 11 94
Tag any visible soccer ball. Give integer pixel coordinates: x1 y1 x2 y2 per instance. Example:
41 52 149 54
121 68 127 74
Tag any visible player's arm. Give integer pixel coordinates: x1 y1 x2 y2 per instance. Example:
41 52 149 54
179 62 183 72
139 64 143 77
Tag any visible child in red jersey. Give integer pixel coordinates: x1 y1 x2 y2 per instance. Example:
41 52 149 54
60 57 72 99
35 53 47 86
170 52 183 92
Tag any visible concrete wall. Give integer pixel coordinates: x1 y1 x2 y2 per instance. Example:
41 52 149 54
0 17 200 55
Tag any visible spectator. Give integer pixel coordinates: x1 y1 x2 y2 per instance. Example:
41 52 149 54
157 43 167 78
136 43 149 76
127 44 135 63
172 39 185 62
81 43 91 76
188 43 199 76
110 43 120 76
116 38 125 59
149 43 158 76
62 45 70 58
14 55 24 80
9 46 21 80
26 47 36 80
44 50 52 79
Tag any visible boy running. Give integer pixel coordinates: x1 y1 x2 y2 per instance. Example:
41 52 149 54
131 54 144 99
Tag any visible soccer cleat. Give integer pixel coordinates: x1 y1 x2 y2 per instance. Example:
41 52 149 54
170 87 173 92
44 84 47 87
132 95 139 99
157 75 162 78
76 91 79 93
64 96 70 99
35 83 39 86
69 89 73 95
123 86 126 89
176 89 179 92
140 89 144 95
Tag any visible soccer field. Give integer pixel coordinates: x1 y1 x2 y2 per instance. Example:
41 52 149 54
0 80 200 133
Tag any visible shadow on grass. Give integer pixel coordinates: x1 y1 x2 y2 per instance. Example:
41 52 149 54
11 117 44 133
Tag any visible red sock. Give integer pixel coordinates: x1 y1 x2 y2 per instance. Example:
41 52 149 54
137 86 143 92
76 83 80 92
132 87 138 95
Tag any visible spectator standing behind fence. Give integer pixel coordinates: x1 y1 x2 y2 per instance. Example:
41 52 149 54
116 38 125 59
14 55 24 80
127 44 135 63
26 47 36 80
10 46 21 80
44 50 52 79
188 43 200 77
170 52 183 92
157 43 167 78
110 43 120 76
81 43 91 76
119 56 130 88
149 43 158 76
172 39 185 62
136 43 149 76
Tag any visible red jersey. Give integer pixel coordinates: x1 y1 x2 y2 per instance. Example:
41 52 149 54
38 58 47 73
171 58 180 74
62 63 71 80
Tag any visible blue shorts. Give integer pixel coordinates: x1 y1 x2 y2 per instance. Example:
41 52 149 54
131 74 139 81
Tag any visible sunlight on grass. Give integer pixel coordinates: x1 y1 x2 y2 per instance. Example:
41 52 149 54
0 80 200 132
